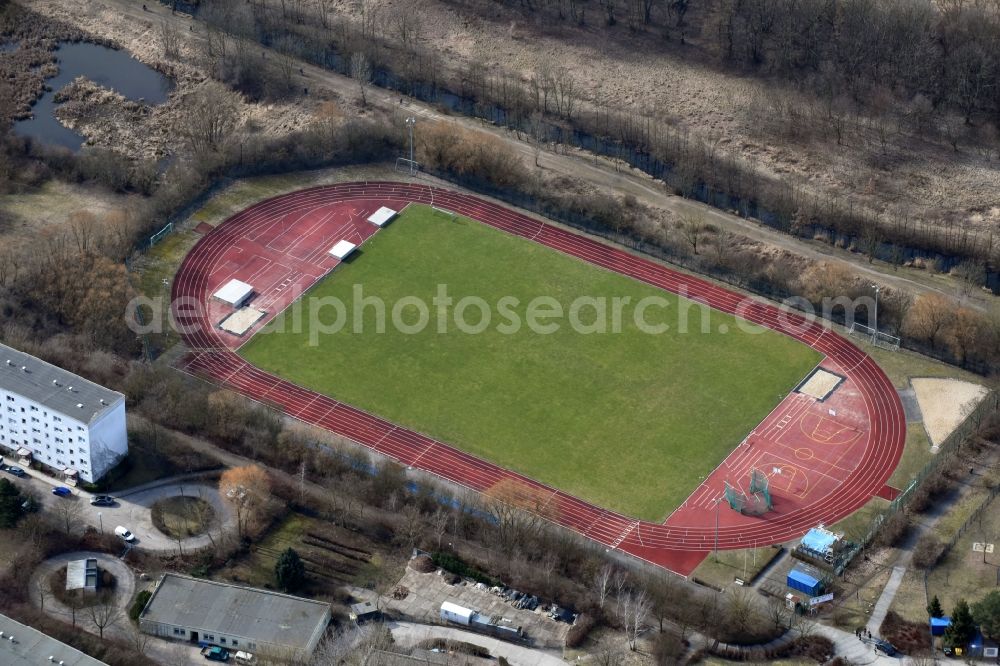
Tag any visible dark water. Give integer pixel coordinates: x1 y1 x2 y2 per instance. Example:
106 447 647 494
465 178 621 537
13 41 173 151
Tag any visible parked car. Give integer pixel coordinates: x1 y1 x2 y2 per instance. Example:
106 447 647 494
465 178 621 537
5 467 25 478
114 526 135 542
201 646 229 662
90 495 115 506
233 651 255 665
873 639 898 657
51 486 72 497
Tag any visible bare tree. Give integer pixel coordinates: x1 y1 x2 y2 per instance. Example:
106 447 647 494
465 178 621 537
127 623 150 655
727 588 755 636
350 52 374 107
87 599 122 639
174 82 241 157
389 3 423 45
678 215 704 255
49 498 83 536
397 504 426 552
35 577 49 612
594 563 615 610
621 589 652 650
429 508 450 551
160 19 180 60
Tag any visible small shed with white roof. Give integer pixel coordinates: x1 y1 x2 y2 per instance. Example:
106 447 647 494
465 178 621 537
367 206 398 227
213 279 254 308
328 240 357 260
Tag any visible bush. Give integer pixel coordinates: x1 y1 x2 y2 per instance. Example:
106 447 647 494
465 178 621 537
881 610 931 654
874 510 910 548
785 635 835 662
129 590 152 621
417 639 490 658
912 535 945 570
430 552 498 586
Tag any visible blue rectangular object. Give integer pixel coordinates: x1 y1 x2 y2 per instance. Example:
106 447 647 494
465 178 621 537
930 617 950 636
787 568 822 595
801 528 837 554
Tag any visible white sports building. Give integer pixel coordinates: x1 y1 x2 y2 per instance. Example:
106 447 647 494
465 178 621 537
0 343 128 484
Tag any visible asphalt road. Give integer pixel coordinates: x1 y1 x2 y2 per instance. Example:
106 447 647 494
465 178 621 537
4 465 232 553
388 620 567 666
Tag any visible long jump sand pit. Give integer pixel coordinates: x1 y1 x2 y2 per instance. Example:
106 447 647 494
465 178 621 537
797 368 842 400
911 378 989 445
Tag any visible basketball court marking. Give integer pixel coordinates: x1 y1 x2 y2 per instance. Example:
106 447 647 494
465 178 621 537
796 411 863 446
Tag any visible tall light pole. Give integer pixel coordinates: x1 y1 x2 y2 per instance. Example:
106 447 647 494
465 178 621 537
871 283 881 343
405 116 415 167
97 512 103 534
713 496 724 559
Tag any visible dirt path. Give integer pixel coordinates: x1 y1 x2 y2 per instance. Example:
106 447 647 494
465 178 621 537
26 0 996 315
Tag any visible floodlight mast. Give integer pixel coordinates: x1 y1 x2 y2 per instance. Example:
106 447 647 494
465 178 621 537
871 283 881 343
405 116 416 165
713 495 724 558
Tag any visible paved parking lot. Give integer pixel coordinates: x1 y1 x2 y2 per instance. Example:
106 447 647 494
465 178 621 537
384 567 570 649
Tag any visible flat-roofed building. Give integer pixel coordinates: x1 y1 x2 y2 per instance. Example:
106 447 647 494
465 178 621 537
66 558 99 595
139 573 330 662
0 343 127 483
0 612 108 665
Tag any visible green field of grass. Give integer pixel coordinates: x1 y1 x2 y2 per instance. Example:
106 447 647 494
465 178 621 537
240 205 821 520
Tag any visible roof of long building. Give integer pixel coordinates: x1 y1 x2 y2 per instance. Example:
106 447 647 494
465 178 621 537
0 343 124 425
0 613 108 666
140 574 331 651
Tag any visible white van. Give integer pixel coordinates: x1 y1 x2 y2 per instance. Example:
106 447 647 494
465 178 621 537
234 651 255 664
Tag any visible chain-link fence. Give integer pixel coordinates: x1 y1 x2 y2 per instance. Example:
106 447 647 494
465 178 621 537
839 390 998 572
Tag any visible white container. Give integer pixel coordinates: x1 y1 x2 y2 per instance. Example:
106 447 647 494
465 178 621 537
440 601 474 626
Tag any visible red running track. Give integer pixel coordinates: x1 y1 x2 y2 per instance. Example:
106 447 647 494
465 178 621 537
171 182 906 576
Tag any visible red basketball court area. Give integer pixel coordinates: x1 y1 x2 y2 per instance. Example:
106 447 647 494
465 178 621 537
171 182 906 576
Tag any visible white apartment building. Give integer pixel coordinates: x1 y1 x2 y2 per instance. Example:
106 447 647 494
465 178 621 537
0 343 127 484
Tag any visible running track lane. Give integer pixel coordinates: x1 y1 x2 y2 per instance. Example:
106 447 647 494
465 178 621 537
171 182 906 576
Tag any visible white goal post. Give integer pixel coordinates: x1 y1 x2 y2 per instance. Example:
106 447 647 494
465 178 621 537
849 323 901 352
395 157 420 175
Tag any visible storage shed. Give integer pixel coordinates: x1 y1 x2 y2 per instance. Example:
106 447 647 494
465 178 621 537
349 601 381 624
440 602 474 626
213 279 254 308
787 567 823 596
930 616 951 636
328 240 357 260
367 206 398 227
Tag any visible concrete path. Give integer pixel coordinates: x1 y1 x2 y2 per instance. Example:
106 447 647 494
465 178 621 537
867 566 907 637
389 620 567 666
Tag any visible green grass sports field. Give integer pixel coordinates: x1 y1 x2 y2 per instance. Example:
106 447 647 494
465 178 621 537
240 205 821 521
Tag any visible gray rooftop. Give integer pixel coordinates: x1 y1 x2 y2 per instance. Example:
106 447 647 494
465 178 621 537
0 613 108 666
0 343 124 425
141 574 330 650
66 558 98 592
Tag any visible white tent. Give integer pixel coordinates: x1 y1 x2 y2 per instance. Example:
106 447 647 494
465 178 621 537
367 206 398 227
213 279 254 308
328 240 357 259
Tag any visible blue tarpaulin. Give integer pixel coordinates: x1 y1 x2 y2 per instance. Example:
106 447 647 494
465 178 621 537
787 567 822 595
930 617 951 636
801 528 838 554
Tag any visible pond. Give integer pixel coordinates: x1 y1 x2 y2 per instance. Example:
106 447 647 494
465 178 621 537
13 41 173 151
